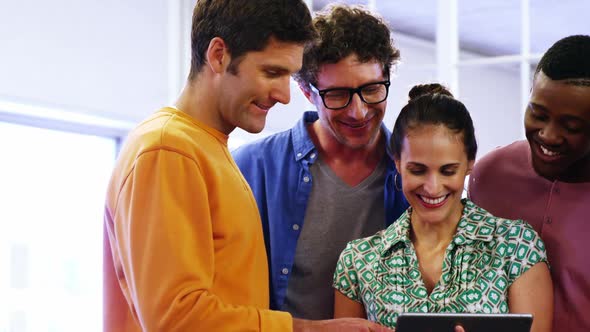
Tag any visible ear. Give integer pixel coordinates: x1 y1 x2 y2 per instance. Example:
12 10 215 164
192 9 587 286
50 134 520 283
466 160 475 176
206 37 230 74
299 82 315 104
394 159 401 173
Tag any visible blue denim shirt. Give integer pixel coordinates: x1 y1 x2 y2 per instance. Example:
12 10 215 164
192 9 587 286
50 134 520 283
232 111 408 310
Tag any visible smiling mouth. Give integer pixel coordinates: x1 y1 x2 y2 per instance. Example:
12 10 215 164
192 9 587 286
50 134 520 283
340 116 374 129
343 122 368 128
254 102 273 111
418 194 449 206
539 145 561 157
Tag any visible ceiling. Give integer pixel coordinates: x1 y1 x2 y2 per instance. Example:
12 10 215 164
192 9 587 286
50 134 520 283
312 0 589 58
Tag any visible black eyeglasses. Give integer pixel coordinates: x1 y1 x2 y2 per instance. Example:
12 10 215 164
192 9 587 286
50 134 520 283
309 79 391 110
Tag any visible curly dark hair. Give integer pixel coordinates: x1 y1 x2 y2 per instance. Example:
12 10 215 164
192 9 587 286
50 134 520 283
188 0 316 79
392 83 478 161
293 4 400 90
535 35 590 87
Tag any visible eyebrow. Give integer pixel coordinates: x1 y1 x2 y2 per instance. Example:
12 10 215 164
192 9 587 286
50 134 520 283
529 102 547 111
405 162 461 168
259 64 293 75
441 163 461 169
530 102 587 123
405 162 425 167
319 78 388 90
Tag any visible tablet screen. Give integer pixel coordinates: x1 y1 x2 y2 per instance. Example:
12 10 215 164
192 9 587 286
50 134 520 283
395 312 533 332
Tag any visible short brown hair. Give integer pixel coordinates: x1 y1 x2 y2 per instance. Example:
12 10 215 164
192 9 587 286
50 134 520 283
294 4 400 90
189 0 316 79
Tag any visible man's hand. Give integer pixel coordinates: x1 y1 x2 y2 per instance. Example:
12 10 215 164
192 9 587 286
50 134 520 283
293 318 394 332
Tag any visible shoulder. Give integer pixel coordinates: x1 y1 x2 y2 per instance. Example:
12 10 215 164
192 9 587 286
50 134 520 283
481 206 544 255
462 200 539 242
469 141 530 201
473 141 529 174
232 128 294 162
340 229 388 266
496 218 542 246
123 109 210 158
463 201 547 279
466 201 534 235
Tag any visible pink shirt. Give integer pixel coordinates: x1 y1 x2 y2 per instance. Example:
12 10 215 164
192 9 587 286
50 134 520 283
469 140 590 332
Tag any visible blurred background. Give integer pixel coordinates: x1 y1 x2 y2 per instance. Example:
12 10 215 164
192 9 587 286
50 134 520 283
0 0 587 331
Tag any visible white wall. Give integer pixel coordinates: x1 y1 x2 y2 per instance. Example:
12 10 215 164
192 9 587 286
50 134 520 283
0 0 169 123
391 34 524 158
0 0 523 158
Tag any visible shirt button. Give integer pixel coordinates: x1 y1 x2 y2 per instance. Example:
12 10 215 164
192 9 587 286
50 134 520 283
296 152 302 158
292 224 300 231
553 187 560 194
303 176 310 183
310 153 316 159
282 268 289 275
546 217 552 224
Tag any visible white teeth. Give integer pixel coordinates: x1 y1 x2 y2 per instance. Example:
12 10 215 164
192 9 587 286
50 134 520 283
540 145 559 156
421 195 446 205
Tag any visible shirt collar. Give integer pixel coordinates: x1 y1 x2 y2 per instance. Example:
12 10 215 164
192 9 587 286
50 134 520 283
453 199 496 244
291 111 394 162
291 111 319 161
379 209 412 256
379 199 495 256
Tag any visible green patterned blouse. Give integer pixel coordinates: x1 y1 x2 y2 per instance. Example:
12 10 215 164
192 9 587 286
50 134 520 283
333 199 548 328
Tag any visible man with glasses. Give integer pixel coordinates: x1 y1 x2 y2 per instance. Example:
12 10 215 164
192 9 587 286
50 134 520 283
233 4 408 320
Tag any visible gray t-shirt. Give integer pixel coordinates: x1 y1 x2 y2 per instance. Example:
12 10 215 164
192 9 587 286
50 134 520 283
282 156 387 319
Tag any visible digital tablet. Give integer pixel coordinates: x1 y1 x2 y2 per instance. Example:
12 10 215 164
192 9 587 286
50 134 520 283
395 312 533 332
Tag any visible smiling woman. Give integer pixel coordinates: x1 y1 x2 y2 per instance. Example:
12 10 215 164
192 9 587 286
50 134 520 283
332 83 553 332
0 121 117 332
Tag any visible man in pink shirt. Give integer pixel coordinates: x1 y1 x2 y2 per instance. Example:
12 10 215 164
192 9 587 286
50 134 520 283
469 35 590 331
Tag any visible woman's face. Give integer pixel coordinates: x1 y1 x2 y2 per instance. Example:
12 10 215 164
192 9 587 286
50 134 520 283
395 124 474 226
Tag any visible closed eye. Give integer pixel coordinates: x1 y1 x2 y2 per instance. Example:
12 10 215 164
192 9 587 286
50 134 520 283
407 163 426 175
261 65 289 78
528 103 549 121
440 164 460 176
563 121 585 133
264 70 281 78
441 169 457 176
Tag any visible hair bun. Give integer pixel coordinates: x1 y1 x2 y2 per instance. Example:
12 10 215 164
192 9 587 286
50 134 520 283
408 83 453 101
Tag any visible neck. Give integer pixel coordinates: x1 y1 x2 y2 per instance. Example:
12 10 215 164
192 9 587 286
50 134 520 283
309 120 384 165
174 76 233 135
557 156 590 183
410 206 463 251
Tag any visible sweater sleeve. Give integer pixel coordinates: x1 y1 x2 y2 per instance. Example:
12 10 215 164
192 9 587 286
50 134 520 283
110 149 292 331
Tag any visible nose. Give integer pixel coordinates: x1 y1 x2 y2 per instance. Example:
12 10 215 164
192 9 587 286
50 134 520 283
423 173 442 195
538 121 564 146
270 77 291 105
345 93 369 119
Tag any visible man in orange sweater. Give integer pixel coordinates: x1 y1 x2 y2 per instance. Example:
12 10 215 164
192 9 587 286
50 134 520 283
103 1 391 331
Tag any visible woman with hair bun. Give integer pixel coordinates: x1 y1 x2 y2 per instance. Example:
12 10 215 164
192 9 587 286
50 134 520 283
332 84 553 332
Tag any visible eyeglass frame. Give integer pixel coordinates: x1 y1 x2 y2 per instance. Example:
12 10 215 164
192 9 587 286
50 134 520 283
308 76 391 110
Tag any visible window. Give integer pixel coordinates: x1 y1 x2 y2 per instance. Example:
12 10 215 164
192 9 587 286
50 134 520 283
0 122 117 332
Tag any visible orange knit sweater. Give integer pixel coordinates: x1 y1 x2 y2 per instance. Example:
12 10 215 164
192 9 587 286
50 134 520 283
103 108 292 331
